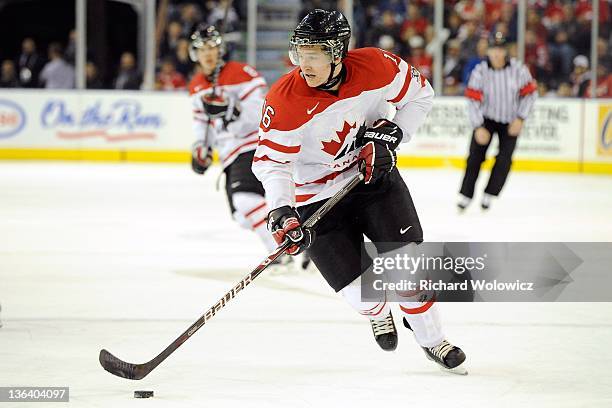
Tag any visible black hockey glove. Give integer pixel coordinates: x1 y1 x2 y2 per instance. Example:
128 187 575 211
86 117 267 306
201 93 241 128
191 140 213 174
357 119 402 184
267 206 314 256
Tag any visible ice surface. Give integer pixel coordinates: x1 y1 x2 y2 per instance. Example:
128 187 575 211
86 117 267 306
1 162 611 407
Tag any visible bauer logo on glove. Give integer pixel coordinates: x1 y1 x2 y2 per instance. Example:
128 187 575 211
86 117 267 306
357 119 403 184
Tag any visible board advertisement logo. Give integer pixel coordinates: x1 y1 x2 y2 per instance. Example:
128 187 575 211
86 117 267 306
597 104 612 156
0 99 26 139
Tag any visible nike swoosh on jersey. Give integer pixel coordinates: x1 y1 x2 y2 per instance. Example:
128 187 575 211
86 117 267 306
306 102 320 115
400 226 412 234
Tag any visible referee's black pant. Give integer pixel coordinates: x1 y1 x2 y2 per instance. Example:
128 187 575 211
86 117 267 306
460 118 518 199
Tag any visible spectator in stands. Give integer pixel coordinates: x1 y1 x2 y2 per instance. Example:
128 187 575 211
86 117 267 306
174 38 194 79
0 60 19 88
155 58 186 91
457 20 481 62
159 21 184 60
377 0 407 16
524 29 550 80
17 37 44 88
557 81 573 97
378 34 399 54
537 81 551 98
446 12 463 41
572 8 592 57
180 3 201 37
444 76 463 96
39 43 75 89
114 52 142 90
526 8 547 39
570 55 591 97
549 30 575 83
597 37 612 73
455 0 483 22
542 1 567 32
367 9 401 50
207 0 239 30
484 0 504 31
65 29 77 65
86 62 104 89
499 3 517 41
462 38 488 84
401 4 429 38
443 39 464 89
585 64 612 98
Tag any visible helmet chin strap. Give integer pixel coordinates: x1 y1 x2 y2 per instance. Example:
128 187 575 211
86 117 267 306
205 60 226 82
317 61 343 91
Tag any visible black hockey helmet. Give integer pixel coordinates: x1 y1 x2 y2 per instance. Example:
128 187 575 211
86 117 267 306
289 9 351 66
489 31 507 48
189 23 225 62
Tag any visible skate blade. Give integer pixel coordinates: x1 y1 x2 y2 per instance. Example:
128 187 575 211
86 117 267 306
438 362 468 375
426 355 468 375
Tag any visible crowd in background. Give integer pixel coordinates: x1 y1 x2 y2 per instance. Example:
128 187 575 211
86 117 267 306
347 0 612 97
1 0 610 97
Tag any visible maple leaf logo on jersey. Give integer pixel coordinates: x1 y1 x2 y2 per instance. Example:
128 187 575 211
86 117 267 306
321 121 356 156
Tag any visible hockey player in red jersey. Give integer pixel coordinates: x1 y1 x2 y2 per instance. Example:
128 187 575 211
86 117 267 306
188 24 279 255
252 10 467 374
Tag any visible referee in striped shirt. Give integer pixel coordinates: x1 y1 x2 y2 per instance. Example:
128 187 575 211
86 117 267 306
458 32 537 210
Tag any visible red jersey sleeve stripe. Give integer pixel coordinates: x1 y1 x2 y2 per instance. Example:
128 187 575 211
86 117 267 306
241 130 259 139
294 161 358 187
240 84 266 101
253 155 290 164
465 88 484 101
295 193 316 203
252 218 266 229
245 201 267 218
387 67 412 103
222 139 258 163
258 138 301 154
519 81 537 97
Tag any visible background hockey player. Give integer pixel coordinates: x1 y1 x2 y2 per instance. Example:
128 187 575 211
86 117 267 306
188 24 278 255
458 32 538 211
252 10 467 374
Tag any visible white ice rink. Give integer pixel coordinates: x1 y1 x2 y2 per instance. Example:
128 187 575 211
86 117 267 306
1 162 612 407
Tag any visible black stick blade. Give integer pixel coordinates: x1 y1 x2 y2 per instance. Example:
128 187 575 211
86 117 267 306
99 349 147 380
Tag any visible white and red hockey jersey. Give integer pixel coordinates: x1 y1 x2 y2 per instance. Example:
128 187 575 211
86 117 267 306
190 61 267 168
252 47 434 209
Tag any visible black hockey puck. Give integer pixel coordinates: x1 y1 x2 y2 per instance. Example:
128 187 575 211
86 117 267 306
134 391 154 398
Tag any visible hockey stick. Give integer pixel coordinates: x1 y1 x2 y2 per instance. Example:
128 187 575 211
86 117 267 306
99 172 364 380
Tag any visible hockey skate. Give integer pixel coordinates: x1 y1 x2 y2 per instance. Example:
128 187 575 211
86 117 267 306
481 193 493 210
403 317 467 375
370 311 398 351
457 195 471 211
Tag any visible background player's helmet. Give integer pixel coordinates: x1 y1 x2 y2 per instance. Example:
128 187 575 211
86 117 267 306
189 24 225 62
489 31 507 48
288 9 351 66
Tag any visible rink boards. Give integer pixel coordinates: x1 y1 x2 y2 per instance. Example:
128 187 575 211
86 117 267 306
0 90 610 174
